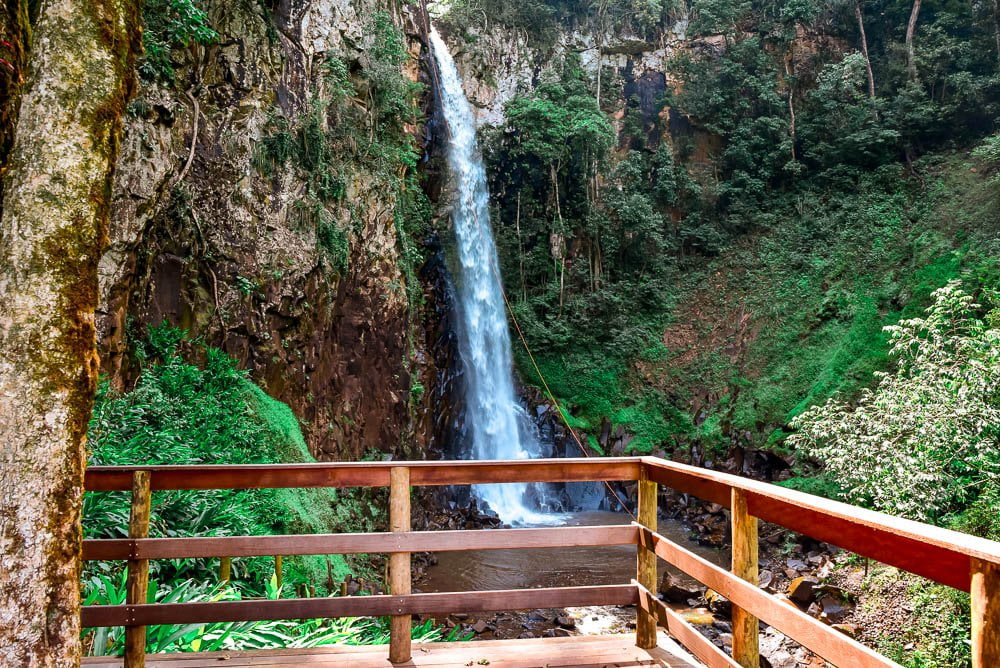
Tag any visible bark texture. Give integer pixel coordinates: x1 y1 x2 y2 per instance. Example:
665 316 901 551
0 0 137 663
906 0 921 80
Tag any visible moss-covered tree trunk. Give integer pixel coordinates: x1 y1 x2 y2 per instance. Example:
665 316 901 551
0 0 137 663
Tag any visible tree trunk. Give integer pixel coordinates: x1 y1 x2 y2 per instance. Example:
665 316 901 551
855 1 876 99
784 53 796 162
0 0 137 663
906 0 921 81
0 0 30 185
992 0 1000 65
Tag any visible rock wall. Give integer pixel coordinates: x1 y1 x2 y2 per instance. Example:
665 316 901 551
98 0 446 461
437 20 689 130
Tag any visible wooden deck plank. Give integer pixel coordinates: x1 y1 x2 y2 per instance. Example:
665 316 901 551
81 633 700 667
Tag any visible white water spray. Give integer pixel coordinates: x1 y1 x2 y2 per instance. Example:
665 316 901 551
429 28 550 525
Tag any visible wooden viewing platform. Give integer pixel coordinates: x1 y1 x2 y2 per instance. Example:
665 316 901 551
80 456 1000 668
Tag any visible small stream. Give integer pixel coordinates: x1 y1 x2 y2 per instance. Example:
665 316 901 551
417 511 729 638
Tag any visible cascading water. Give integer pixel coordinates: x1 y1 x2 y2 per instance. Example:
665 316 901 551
428 28 551 526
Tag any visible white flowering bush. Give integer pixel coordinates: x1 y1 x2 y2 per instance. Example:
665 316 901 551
789 281 1000 528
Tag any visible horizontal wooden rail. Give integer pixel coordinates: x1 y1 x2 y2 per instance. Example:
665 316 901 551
637 524 899 667
82 525 639 561
84 458 642 492
642 458 1000 591
81 584 638 628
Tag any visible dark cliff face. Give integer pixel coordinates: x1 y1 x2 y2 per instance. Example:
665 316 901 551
97 0 458 461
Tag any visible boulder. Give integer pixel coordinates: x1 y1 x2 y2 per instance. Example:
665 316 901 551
833 623 859 638
660 572 703 603
555 615 576 629
705 589 732 616
787 576 819 606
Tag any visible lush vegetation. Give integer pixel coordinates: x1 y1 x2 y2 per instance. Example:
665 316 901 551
140 0 218 82
80 325 427 655
790 282 999 534
449 0 1000 462
786 282 997 667
83 575 466 656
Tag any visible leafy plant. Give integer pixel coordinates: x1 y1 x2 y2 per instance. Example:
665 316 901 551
140 0 218 82
789 282 1000 526
85 324 370 594
82 575 469 656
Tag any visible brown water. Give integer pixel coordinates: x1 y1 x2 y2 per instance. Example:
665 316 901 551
419 510 730 593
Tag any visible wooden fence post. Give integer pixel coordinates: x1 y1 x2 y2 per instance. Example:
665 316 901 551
275 555 283 594
731 488 760 668
389 466 412 663
636 465 658 649
972 557 1000 667
125 471 151 668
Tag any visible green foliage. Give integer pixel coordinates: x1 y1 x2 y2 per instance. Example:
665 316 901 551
878 578 971 667
85 325 369 595
82 573 469 656
441 0 671 47
502 146 998 459
789 282 1000 528
799 54 899 169
972 133 1000 183
140 0 218 82
775 475 845 500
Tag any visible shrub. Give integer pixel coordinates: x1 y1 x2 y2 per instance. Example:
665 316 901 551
789 282 1000 528
140 0 218 82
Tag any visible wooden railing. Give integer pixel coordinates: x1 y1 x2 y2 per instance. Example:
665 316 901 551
81 456 1000 668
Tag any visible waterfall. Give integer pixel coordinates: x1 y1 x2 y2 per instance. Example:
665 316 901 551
429 28 549 526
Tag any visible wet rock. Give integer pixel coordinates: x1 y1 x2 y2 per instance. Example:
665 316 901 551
787 576 819 605
680 608 714 625
818 595 849 623
758 569 774 590
555 615 576 629
542 628 574 637
833 623 859 638
471 620 489 634
660 572 703 603
712 620 733 633
786 558 808 572
705 589 732 616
